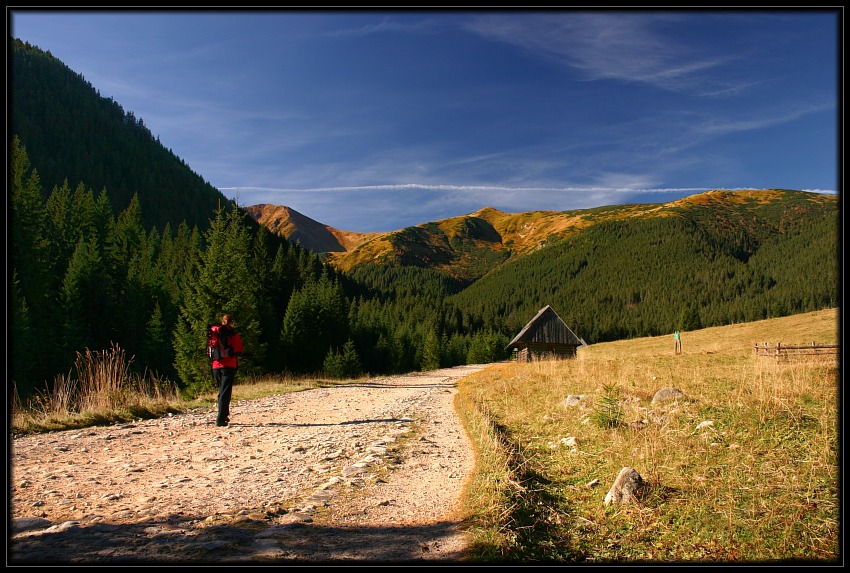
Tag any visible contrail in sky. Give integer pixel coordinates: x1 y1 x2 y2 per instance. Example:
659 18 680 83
218 184 721 194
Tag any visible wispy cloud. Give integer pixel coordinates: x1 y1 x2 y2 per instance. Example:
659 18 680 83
15 10 831 233
464 12 748 95
318 13 448 39
687 101 836 138
220 183 713 194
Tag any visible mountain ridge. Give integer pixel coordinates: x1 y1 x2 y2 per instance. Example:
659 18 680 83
243 204 379 254
247 188 836 281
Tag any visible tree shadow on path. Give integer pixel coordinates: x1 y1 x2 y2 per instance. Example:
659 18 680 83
10 513 472 565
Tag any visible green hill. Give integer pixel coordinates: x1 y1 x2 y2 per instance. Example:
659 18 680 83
340 189 837 345
445 190 838 343
328 189 836 280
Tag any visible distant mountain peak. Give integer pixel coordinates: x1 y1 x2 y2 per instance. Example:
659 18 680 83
244 204 378 254
469 206 504 218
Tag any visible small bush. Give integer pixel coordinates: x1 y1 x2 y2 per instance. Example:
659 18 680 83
590 383 624 429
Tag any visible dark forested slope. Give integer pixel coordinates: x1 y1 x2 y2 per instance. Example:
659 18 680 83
10 38 229 231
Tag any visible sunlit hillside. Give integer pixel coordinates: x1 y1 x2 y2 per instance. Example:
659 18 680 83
249 189 837 284
579 306 840 360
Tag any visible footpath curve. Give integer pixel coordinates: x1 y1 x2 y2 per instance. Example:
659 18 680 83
10 364 490 564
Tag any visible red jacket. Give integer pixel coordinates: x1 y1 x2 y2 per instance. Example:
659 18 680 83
212 326 244 369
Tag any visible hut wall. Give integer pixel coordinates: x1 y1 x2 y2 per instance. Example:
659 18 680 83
515 344 577 362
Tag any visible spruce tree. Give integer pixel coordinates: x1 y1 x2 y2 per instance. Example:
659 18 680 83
142 302 173 378
113 200 160 361
45 180 77 281
340 339 362 378
10 137 49 307
322 347 345 379
421 328 442 371
10 138 51 395
60 236 110 358
10 272 37 399
173 205 264 394
678 303 703 331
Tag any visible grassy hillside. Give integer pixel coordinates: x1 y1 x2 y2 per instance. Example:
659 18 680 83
456 307 839 562
328 189 835 279
578 306 838 358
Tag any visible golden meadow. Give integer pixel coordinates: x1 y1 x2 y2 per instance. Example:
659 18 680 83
455 308 839 563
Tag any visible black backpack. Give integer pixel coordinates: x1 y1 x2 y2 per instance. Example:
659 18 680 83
207 324 232 361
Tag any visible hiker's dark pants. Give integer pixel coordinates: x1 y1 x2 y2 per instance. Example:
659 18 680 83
213 366 236 424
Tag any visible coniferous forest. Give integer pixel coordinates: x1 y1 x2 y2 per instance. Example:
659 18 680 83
9 39 840 402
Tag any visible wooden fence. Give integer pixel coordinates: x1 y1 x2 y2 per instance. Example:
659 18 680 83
753 342 839 358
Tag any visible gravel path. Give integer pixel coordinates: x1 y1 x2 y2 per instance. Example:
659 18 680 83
9 364 489 564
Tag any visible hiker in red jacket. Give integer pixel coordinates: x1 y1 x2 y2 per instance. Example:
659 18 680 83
210 313 244 427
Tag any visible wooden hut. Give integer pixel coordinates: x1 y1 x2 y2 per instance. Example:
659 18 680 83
507 305 584 362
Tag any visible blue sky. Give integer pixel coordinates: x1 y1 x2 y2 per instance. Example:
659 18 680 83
9 9 839 233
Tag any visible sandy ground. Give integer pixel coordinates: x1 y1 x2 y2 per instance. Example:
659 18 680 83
9 364 490 565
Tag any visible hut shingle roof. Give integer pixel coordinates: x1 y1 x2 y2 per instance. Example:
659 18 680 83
508 305 583 348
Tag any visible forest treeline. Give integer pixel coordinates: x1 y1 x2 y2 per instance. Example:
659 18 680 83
9 39 839 402
10 136 509 400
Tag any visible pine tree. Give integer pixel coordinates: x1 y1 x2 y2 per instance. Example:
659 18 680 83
678 303 703 331
10 272 37 399
10 138 52 396
45 180 78 282
173 205 264 394
322 347 345 379
117 213 163 362
60 236 110 357
251 225 289 373
421 328 442 371
91 187 115 248
467 330 509 364
107 193 145 276
10 137 49 305
340 339 363 378
142 301 172 377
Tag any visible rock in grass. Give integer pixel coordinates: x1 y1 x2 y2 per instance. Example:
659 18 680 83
651 387 685 405
604 467 646 506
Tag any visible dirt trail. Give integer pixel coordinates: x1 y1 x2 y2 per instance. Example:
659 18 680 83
9 364 490 564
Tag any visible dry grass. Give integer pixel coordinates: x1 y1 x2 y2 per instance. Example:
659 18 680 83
11 344 183 434
456 308 839 563
11 356 365 435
